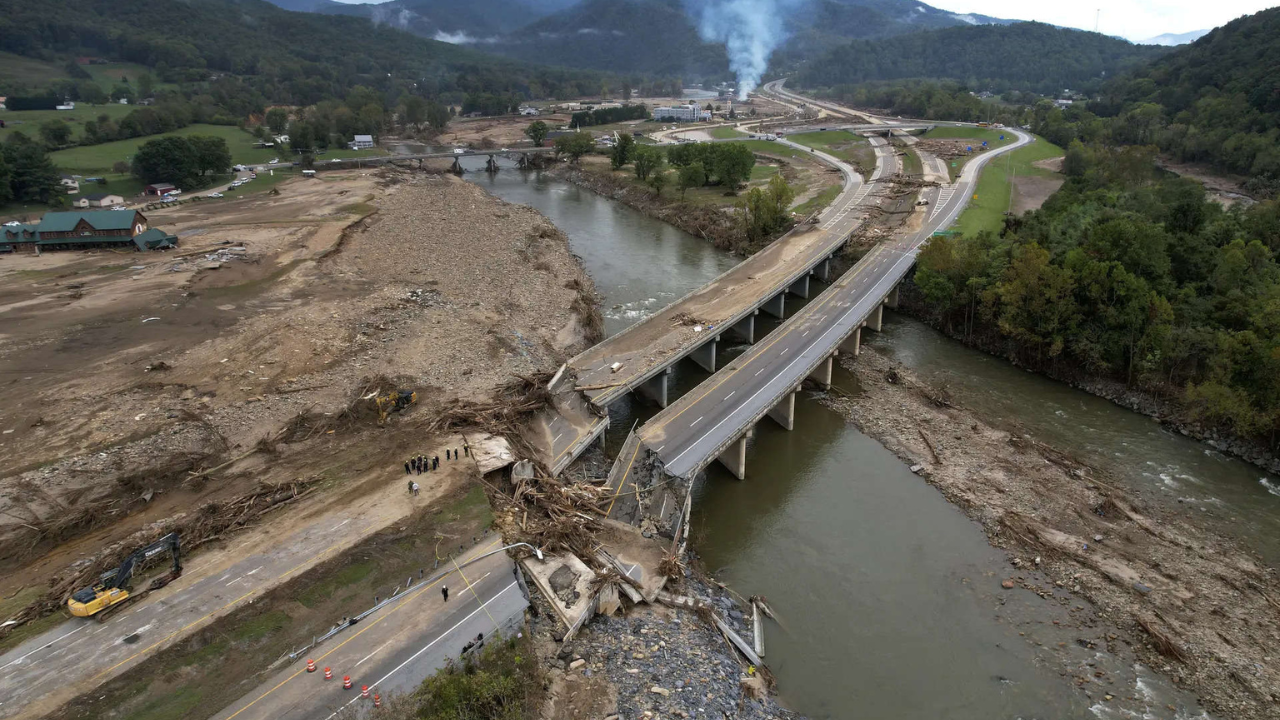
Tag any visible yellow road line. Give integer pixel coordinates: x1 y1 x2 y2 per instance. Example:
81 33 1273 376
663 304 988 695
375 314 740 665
450 557 499 631
222 538 502 720
603 437 644 518
643 247 882 436
90 529 361 685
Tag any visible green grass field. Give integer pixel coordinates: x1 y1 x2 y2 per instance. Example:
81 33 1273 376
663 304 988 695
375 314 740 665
709 125 747 139
0 104 137 143
726 139 808 160
49 124 385 173
921 126 1014 144
786 130 876 173
792 184 841 217
952 136 1064 237
68 174 147 202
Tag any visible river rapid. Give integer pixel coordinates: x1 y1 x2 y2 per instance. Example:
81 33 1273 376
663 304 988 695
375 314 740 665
464 162 1266 718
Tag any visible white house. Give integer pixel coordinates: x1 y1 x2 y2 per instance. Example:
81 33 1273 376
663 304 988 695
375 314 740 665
73 193 125 209
56 100 75 111
519 106 540 116
272 134 290 146
59 175 79 194
348 134 375 150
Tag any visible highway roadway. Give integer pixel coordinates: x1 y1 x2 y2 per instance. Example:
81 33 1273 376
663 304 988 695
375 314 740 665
534 130 901 473
213 538 526 720
604 90 1033 509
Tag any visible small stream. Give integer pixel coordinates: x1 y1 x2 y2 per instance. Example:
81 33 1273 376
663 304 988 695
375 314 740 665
464 164 1267 718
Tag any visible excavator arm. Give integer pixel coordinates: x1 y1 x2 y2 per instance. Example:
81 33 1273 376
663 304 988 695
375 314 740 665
68 533 182 619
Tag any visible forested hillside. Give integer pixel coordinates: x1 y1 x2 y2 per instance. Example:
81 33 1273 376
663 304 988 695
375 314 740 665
794 22 1166 94
1036 8 1280 193
912 146 1280 448
0 0 604 105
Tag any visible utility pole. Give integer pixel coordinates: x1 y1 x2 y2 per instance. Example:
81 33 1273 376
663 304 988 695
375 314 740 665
1094 9 1101 33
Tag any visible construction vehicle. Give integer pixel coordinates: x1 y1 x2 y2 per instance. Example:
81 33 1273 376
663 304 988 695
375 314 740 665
373 389 417 425
67 532 182 620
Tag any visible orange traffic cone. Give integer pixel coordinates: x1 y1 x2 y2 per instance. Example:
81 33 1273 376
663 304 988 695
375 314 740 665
324 667 332 680
361 685 370 699
343 675 352 690
306 659 316 673
374 694 381 708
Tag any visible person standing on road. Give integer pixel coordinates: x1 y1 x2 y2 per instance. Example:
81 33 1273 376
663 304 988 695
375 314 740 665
441 585 449 602
433 455 439 470
445 449 451 461
404 460 411 475
411 481 420 496
407 479 414 493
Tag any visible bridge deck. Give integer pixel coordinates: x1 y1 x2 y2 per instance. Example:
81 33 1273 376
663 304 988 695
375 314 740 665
531 135 901 473
602 120 1034 524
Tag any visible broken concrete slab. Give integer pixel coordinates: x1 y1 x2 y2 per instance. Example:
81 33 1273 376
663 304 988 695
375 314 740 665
596 519 670 603
466 433 516 474
521 551 597 641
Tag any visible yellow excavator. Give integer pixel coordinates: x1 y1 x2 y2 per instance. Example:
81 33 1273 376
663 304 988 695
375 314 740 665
67 532 182 620
373 389 417 425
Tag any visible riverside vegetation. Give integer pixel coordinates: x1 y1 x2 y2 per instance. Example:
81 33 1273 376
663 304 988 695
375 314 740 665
911 144 1280 463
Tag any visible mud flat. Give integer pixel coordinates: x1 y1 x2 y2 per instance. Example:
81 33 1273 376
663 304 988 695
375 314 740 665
825 347 1280 720
0 169 598 672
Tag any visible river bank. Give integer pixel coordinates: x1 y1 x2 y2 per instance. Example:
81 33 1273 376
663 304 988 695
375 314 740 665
825 345 1280 719
896 285 1280 478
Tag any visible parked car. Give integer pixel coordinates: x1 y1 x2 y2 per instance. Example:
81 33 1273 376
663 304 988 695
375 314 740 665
269 158 279 164
208 192 223 198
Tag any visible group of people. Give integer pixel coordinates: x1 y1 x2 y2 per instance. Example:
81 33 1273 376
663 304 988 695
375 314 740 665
405 454 438 475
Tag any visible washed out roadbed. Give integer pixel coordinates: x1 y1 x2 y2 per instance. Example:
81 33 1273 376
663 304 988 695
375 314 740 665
824 347 1280 719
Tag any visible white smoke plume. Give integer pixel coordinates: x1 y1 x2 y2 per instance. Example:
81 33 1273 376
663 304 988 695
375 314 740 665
685 0 800 100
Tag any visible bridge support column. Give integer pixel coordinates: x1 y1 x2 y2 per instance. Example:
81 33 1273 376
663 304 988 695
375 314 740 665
887 284 899 309
839 326 861 357
766 391 795 431
807 354 833 389
717 433 749 480
638 367 671 408
788 275 810 299
868 303 883 332
689 336 717 373
519 154 530 169
760 293 785 319
814 257 832 282
450 158 463 175
727 312 756 344
486 155 498 173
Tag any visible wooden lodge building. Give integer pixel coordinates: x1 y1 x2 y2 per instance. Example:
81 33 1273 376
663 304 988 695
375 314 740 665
1 210 177 253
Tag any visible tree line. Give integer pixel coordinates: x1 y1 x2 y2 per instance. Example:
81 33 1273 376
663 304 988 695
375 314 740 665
912 144 1280 446
820 80 1033 126
570 104 650 128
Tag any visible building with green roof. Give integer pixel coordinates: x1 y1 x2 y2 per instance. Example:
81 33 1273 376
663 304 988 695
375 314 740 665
0 210 177 253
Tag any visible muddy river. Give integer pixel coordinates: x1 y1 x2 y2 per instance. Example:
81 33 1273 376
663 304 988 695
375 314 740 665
466 163 1272 718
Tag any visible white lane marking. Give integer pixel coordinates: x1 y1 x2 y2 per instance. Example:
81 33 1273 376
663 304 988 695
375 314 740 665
552 432 563 445
323 582 520 720
332 519 351 531
357 638 397 667
725 391 735 400
691 416 704 427
655 445 665 453
802 331 809 337
0 624 87 671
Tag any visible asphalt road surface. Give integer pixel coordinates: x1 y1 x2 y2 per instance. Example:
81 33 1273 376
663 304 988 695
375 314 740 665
608 95 1032 488
213 538 526 720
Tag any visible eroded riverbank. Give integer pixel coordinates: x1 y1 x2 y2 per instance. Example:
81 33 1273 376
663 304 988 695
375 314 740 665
827 343 1279 719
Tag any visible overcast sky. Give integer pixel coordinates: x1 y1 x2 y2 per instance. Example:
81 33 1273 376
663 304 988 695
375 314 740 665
925 0 1279 40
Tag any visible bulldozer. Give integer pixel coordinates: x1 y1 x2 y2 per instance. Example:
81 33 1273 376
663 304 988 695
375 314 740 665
67 532 182 620
373 389 417 425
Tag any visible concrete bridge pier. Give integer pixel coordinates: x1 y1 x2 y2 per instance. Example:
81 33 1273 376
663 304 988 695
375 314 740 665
518 154 531 169
486 155 499 173
807 354 834 389
867 303 884 332
689 336 718 372
766 391 796 431
839 326 862 357
814 257 832 282
788 275 810 299
717 431 750 480
761 292 786 319
727 312 756 343
449 158 463 175
638 367 672 408
887 283 899 309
